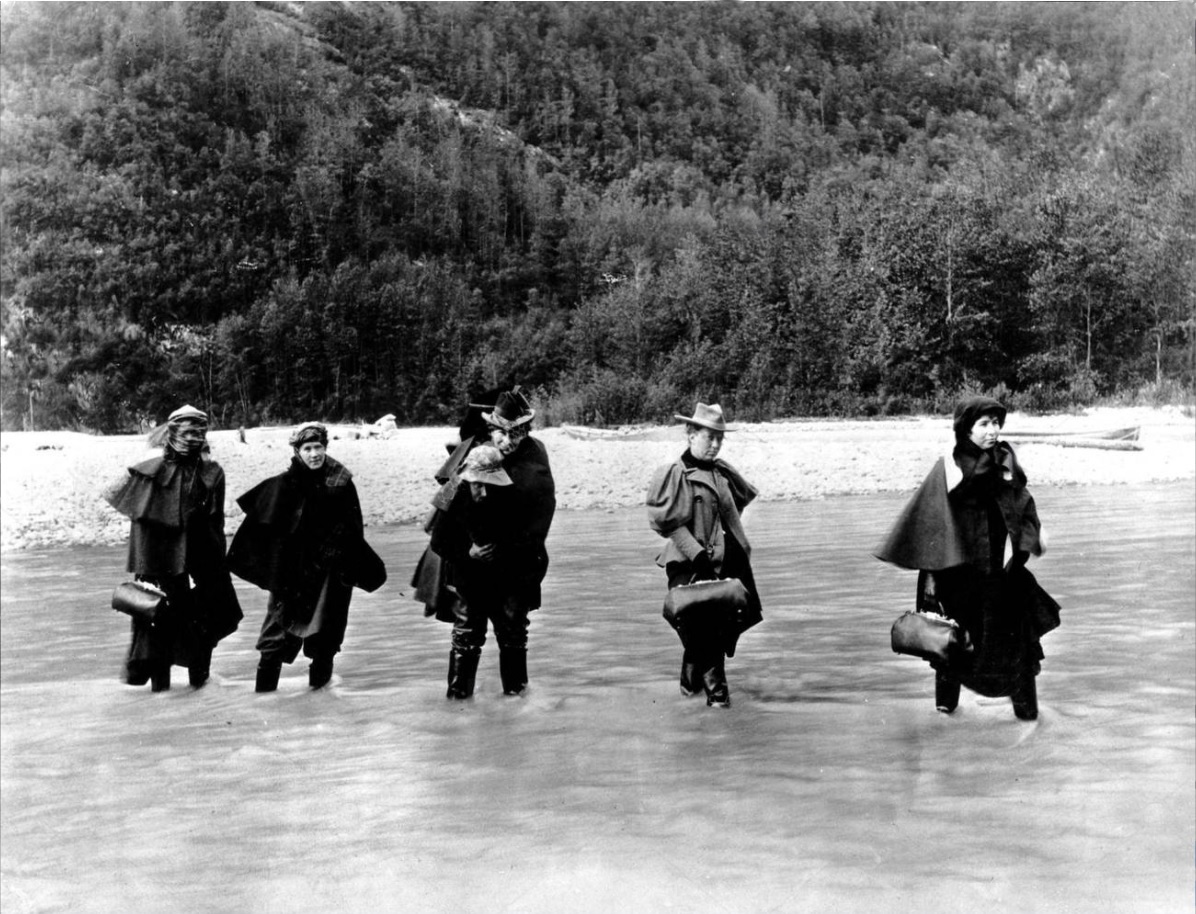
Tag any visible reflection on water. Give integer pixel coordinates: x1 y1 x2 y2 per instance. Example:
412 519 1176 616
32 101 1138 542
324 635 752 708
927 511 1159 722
2 483 1193 913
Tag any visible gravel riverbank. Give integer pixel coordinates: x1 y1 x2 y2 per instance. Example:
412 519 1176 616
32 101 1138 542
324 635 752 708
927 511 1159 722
2 406 1191 552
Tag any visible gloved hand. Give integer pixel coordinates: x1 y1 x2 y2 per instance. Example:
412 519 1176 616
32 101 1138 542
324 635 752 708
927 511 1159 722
690 552 717 582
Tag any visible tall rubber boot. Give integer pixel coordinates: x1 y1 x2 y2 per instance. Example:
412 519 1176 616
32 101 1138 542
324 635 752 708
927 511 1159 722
189 648 212 689
499 648 528 696
935 671 960 714
150 663 171 693
255 661 282 693
1011 672 1038 721
309 655 334 690
446 650 479 699
679 657 700 697
125 661 151 687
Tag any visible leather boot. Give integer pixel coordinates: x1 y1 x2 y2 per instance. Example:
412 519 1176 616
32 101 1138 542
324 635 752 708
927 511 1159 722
188 646 213 688
935 671 960 713
703 660 730 708
679 658 700 697
150 664 171 693
1011 672 1038 721
255 661 282 693
446 650 479 699
309 656 334 690
499 648 528 696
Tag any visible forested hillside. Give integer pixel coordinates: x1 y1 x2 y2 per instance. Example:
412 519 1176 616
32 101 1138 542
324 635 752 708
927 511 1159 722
2 1 1192 431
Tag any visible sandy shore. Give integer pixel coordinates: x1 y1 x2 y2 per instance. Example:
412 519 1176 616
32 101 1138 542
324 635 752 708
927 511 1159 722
1 406 1191 552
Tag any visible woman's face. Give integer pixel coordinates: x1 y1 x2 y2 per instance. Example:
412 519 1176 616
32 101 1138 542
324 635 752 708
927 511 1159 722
297 441 327 470
968 414 1002 450
489 424 526 456
687 426 724 462
174 423 206 456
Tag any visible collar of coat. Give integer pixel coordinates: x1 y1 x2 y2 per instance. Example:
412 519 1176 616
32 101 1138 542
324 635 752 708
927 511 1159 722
678 451 757 511
287 455 353 487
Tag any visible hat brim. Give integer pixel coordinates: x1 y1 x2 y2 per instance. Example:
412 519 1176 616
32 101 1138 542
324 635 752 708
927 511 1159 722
461 469 513 486
482 409 535 429
675 414 732 432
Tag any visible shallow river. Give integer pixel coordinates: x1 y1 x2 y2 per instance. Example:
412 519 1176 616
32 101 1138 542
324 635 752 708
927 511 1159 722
2 483 1193 914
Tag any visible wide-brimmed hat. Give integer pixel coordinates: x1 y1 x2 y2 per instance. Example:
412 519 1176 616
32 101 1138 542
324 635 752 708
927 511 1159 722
674 402 733 433
482 389 535 430
459 445 512 486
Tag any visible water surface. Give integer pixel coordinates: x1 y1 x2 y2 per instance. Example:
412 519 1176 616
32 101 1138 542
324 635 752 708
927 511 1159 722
2 483 1193 913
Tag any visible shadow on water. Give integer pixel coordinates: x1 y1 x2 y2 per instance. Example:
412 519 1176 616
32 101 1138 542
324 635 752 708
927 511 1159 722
2 483 1193 913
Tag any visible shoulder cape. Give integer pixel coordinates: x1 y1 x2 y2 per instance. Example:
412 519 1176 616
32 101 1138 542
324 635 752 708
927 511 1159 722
873 457 970 571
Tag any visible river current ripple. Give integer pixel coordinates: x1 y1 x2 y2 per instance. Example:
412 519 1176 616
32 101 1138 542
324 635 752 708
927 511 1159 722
2 483 1193 913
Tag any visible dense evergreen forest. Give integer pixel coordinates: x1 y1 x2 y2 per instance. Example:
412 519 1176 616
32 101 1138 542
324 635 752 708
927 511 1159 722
1 1 1193 431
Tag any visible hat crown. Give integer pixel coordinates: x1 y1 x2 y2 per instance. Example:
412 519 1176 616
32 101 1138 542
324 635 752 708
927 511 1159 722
675 402 729 432
482 387 535 428
167 404 208 424
289 421 328 448
460 444 513 485
492 390 531 422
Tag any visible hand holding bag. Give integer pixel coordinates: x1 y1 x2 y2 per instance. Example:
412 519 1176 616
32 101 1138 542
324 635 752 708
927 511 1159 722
111 580 167 625
890 608 971 663
663 578 749 628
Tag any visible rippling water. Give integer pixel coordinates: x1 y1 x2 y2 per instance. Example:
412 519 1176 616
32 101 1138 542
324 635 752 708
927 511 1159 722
2 483 1193 913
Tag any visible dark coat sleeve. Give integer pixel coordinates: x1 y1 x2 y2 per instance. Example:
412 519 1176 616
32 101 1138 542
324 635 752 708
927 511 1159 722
505 438 555 606
341 482 387 593
504 437 556 550
429 487 474 567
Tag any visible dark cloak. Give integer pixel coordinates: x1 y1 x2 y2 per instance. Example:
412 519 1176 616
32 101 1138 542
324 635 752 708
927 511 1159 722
228 456 385 635
104 452 243 658
411 434 482 622
497 434 556 608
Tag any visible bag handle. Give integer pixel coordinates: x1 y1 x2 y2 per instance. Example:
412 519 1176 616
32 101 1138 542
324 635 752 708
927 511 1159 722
916 570 939 614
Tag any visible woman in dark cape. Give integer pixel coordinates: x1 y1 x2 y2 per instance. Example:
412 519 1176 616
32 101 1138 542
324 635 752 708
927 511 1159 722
228 422 385 691
876 396 1059 719
104 404 242 691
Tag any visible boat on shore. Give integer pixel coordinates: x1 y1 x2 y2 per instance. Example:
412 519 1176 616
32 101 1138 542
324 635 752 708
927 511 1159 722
1005 426 1142 451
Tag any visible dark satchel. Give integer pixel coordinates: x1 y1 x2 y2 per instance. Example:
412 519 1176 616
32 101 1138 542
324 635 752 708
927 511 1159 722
890 609 970 663
663 578 749 628
111 580 167 625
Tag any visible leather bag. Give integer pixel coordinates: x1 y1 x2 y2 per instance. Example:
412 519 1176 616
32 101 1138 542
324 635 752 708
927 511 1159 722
663 578 749 627
890 609 970 663
111 580 167 625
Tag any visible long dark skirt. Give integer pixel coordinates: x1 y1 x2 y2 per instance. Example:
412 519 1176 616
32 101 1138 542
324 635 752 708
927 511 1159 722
934 566 1043 697
125 573 212 678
